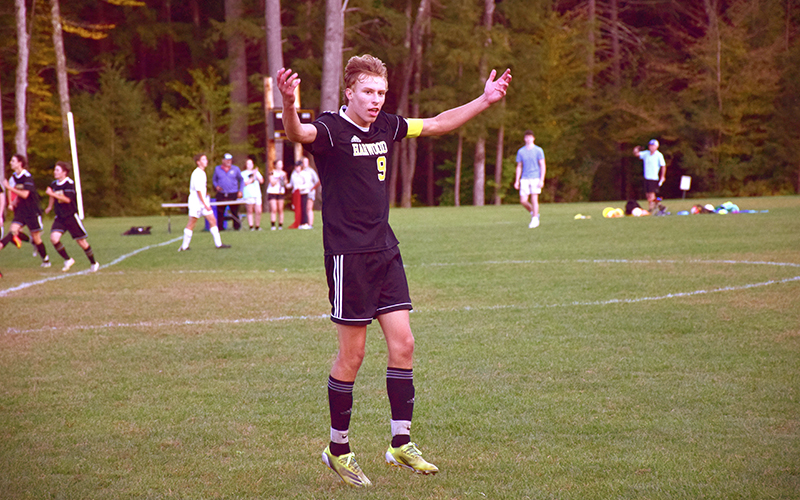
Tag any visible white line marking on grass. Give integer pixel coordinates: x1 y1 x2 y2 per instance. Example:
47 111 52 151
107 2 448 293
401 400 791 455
4 265 798 336
0 237 182 298
4 314 330 336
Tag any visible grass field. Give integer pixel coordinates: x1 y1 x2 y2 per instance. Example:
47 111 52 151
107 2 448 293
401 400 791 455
1 196 799 499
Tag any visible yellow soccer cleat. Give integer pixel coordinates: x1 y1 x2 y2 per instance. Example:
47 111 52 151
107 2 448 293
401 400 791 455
321 446 372 487
385 442 439 475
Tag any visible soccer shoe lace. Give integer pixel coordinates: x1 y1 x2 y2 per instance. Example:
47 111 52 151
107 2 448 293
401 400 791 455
385 442 439 475
322 446 372 487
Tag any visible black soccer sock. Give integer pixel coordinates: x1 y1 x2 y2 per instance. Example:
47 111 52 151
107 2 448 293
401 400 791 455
53 241 70 260
16 232 30 242
35 242 49 261
387 367 414 447
83 245 96 264
0 234 11 247
328 376 354 456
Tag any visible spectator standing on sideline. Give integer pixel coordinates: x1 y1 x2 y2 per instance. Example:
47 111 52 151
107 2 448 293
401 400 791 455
178 153 231 251
242 158 265 231
513 130 546 229
267 160 288 230
633 139 667 211
289 159 312 229
212 153 244 230
302 156 321 229
0 155 50 266
44 162 100 272
277 54 511 487
1 181 6 239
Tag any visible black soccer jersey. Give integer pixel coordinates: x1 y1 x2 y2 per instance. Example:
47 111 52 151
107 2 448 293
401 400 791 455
50 178 78 219
11 170 42 218
306 109 416 255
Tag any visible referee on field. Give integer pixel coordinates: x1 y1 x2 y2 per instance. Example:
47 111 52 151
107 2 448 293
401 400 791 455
277 55 511 488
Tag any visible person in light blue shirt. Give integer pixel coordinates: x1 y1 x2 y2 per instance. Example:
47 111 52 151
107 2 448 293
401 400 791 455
633 139 666 211
212 153 244 230
514 130 546 228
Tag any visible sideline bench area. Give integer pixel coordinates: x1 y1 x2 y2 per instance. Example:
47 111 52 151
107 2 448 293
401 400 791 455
161 200 247 233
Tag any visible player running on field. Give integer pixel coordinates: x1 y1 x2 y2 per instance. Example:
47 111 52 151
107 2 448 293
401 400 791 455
277 54 511 488
178 153 231 251
0 155 51 267
44 162 100 272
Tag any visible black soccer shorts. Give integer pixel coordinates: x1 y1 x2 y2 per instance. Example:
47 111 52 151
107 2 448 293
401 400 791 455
12 211 44 232
51 214 88 240
325 246 412 326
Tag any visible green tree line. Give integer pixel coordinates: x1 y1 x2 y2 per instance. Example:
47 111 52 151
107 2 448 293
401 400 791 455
1 0 798 216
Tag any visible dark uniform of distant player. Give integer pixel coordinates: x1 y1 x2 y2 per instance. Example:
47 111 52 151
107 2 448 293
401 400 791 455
0 154 50 267
277 55 511 487
44 162 99 272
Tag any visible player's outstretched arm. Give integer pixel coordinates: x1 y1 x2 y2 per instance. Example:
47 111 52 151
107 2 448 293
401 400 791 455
277 68 318 144
419 69 512 137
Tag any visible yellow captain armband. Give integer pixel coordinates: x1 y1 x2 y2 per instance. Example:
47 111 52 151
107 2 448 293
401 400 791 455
406 118 423 138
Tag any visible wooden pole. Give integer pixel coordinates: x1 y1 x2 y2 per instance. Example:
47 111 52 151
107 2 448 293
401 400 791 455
294 84 303 163
264 76 276 169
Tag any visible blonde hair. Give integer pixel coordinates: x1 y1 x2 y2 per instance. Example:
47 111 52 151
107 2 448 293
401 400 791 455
343 54 388 105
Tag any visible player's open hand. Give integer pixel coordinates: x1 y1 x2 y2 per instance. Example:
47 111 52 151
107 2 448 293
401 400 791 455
484 69 512 104
277 68 300 106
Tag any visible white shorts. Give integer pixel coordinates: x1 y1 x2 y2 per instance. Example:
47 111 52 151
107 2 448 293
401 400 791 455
243 196 261 205
520 178 542 196
188 196 213 219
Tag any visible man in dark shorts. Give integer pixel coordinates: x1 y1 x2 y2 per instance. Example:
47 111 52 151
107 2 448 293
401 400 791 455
0 154 50 267
44 162 100 272
277 55 511 487
633 139 667 211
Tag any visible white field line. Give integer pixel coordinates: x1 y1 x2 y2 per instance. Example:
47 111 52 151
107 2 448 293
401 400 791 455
1 245 798 335
0 238 182 298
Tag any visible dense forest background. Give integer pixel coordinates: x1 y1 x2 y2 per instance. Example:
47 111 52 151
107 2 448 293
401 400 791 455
1 0 798 216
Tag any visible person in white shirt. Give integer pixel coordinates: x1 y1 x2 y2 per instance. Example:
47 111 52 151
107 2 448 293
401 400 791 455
242 158 265 230
266 160 288 230
633 139 667 211
301 157 321 229
178 153 230 251
289 159 313 229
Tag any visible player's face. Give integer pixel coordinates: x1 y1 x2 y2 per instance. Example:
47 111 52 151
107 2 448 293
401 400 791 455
198 155 208 169
54 165 66 180
345 74 387 128
246 159 254 170
648 144 658 153
10 156 22 172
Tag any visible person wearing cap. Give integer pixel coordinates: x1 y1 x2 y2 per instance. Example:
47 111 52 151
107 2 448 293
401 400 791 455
633 139 667 211
212 153 244 230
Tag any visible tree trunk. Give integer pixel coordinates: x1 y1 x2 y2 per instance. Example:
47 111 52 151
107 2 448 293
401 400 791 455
455 131 463 206
226 0 248 163
400 0 430 208
610 0 621 98
0 64 5 181
493 119 504 205
265 0 284 104
587 0 595 90
15 0 29 155
473 0 495 206
50 0 71 142
394 0 412 208
265 0 285 162
321 0 346 113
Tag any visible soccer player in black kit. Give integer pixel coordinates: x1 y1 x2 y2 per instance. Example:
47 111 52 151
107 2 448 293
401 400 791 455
0 154 50 267
277 55 511 487
44 162 100 272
